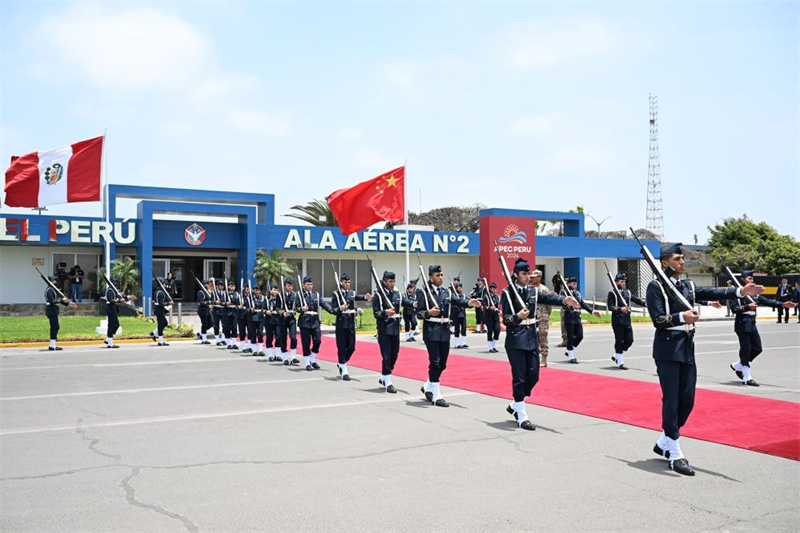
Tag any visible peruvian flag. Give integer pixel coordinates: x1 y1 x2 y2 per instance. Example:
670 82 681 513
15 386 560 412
328 166 405 235
4 136 103 208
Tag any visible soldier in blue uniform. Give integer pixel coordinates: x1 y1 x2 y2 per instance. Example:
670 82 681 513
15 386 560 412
104 278 135 348
212 279 226 346
330 273 372 380
373 271 405 392
196 279 214 345
277 278 300 365
415 265 482 407
44 275 76 350
150 279 172 346
237 284 251 353
501 259 578 429
402 282 419 342
223 280 240 350
243 284 265 356
298 276 334 371
263 284 281 360
560 276 601 363
647 244 763 476
607 273 646 370
471 278 487 334
485 282 501 353
451 282 469 349
729 270 795 386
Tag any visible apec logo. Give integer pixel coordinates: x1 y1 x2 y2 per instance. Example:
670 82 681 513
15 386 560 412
499 224 527 244
185 223 206 246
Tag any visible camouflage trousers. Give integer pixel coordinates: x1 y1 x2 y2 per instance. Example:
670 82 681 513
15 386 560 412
537 320 550 363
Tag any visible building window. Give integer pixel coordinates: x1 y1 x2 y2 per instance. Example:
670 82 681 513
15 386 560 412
52 252 101 300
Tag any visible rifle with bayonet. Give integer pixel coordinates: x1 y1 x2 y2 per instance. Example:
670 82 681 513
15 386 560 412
366 254 394 313
35 267 69 301
416 253 438 311
492 239 528 312
603 261 629 312
629 227 693 313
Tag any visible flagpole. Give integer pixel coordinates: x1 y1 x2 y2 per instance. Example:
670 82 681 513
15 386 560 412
404 157 410 287
102 127 110 278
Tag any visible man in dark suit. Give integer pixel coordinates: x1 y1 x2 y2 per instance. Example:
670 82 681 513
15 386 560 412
646 244 763 476
415 265 482 407
730 270 795 386
776 277 792 323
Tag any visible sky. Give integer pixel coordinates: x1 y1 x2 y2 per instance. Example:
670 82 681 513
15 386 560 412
1 1 798 244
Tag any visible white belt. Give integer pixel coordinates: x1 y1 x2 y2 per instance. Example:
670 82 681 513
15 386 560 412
518 318 537 326
743 311 756 316
340 310 356 315
304 311 319 316
667 325 695 332
425 318 449 324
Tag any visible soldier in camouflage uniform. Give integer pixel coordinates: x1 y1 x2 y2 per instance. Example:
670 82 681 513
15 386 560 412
532 270 552 367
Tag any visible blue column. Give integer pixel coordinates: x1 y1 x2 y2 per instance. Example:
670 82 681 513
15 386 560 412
137 202 153 316
564 257 586 293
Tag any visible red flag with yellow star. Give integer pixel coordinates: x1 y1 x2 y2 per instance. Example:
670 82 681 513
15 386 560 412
327 166 405 235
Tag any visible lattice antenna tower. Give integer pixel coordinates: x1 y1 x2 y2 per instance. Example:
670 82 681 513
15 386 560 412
646 94 664 241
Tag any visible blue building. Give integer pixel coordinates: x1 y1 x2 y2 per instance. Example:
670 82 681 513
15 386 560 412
0 185 659 307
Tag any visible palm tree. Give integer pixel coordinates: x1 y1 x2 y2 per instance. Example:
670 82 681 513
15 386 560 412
254 249 295 287
286 198 337 227
100 257 141 295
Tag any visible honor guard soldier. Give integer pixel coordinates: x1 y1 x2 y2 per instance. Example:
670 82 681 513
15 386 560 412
402 282 419 342
223 280 240 350
373 271 403 392
197 279 214 344
277 278 300 365
471 278 487 333
331 273 372 380
530 270 553 366
560 276 601 363
213 279 226 345
104 278 135 348
244 284 265 356
452 282 469 349
298 276 334 371
415 265 482 407
264 284 282 360
776 277 792 323
646 243 763 476
502 259 578 430
44 275 76 350
729 270 795 386
150 279 172 346
552 274 569 348
484 282 501 353
237 284 251 352
607 273 646 370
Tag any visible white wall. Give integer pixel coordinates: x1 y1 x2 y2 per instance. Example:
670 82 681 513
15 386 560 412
0 245 104 303
585 258 620 304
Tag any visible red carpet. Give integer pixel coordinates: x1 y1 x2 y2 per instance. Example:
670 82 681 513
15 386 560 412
315 338 800 461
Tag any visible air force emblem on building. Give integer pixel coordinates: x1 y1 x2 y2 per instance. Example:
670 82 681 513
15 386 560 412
499 224 527 244
44 163 64 186
185 223 206 246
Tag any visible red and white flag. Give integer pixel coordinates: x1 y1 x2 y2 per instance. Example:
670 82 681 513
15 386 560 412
4 136 103 208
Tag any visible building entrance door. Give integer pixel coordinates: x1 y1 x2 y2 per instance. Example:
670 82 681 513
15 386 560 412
204 259 229 281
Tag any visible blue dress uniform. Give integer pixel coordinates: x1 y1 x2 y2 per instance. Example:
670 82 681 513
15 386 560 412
402 285 419 341
501 259 566 430
213 281 226 345
560 277 595 363
484 284 502 352
729 270 784 386
330 273 370 380
151 283 170 346
223 283 241 349
45 281 70 350
244 287 265 356
276 279 299 364
196 282 214 344
104 285 123 348
776 280 792 323
236 288 250 352
264 287 282 360
297 277 334 370
607 273 646 369
415 265 474 407
647 244 741 475
451 284 469 348
470 279 487 333
373 271 404 392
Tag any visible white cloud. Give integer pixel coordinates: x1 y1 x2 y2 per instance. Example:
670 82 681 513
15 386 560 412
378 63 417 89
188 74 260 106
506 19 621 69
225 109 291 137
35 6 212 90
545 147 619 172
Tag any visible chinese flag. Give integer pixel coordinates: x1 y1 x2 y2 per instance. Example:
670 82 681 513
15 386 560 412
328 166 405 235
